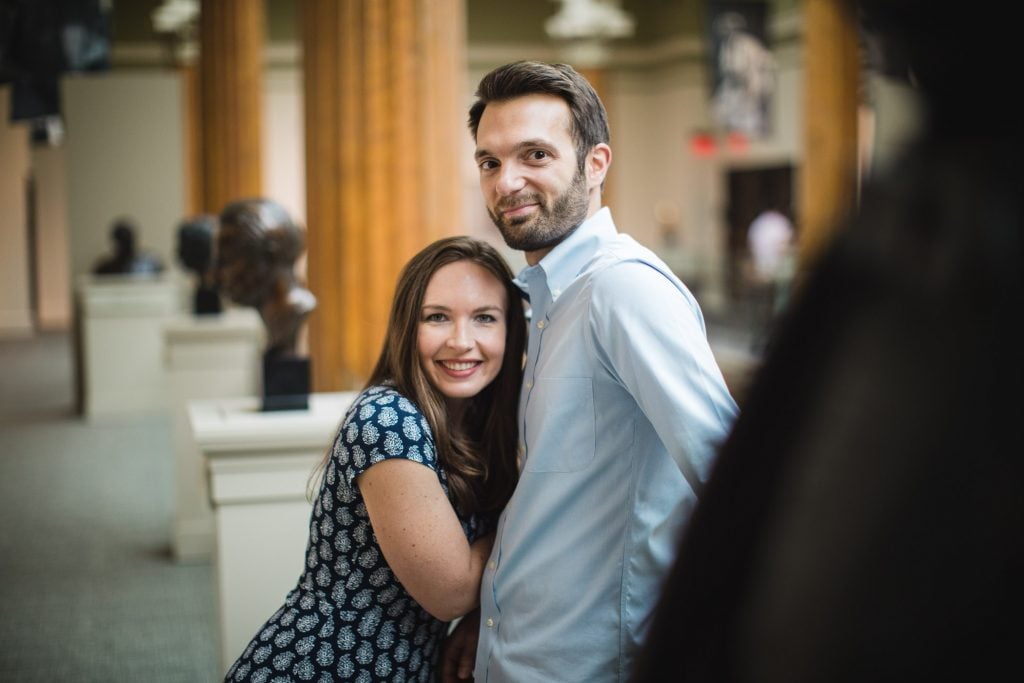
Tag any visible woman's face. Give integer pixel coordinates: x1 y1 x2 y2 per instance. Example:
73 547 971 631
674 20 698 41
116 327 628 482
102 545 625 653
417 260 508 410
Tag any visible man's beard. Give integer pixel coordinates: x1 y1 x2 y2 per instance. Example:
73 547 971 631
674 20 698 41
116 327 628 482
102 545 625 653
488 169 590 253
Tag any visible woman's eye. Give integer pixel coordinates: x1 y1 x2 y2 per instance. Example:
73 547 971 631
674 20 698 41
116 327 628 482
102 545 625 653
424 313 447 323
476 314 497 324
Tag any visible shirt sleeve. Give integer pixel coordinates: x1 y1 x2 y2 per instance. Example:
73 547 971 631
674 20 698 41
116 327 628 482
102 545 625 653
587 260 738 490
335 388 438 488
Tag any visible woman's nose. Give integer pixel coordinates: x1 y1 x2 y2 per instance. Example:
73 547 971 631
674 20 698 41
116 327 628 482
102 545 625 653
445 322 472 349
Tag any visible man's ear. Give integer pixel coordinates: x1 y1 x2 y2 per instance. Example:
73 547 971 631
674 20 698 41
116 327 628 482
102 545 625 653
587 143 612 189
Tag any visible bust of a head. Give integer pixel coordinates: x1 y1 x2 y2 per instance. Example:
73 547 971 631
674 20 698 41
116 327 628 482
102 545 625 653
176 214 222 315
215 198 317 357
177 215 217 275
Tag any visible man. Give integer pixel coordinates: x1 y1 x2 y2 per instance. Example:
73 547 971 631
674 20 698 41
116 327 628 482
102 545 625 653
443 61 738 682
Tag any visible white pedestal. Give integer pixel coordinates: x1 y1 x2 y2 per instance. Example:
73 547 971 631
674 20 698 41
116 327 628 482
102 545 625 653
165 309 264 563
77 274 184 419
189 391 357 674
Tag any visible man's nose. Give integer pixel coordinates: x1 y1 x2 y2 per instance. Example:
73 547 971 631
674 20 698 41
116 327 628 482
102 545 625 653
495 163 526 196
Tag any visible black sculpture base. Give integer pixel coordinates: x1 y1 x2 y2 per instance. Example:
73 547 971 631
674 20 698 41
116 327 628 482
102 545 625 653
193 286 223 315
262 355 311 411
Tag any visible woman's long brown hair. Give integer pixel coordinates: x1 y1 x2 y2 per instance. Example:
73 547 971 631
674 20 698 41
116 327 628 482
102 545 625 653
312 236 525 523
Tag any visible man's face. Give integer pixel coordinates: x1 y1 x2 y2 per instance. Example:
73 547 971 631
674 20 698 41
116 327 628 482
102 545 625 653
474 94 592 262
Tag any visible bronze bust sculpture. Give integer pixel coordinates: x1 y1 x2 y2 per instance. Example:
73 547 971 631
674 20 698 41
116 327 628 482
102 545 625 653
215 198 317 359
176 214 223 315
93 218 164 276
216 198 317 409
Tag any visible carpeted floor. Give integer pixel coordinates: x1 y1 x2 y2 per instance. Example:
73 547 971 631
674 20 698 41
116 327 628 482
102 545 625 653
0 318 757 683
0 332 220 682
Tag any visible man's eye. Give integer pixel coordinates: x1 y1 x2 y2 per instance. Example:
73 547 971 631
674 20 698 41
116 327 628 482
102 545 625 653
529 150 548 161
479 159 498 171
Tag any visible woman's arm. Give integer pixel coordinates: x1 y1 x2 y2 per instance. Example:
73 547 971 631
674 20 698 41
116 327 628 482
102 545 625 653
358 459 494 621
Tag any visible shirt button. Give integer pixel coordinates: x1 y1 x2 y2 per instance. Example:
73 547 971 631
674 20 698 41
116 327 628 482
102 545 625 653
488 561 496 570
537 320 546 329
486 618 495 628
525 380 533 390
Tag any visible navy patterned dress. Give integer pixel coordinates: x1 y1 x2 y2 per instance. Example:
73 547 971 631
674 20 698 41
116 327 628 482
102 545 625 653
225 385 486 682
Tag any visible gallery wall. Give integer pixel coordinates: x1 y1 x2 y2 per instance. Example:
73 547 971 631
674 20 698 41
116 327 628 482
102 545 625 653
63 70 187 291
1 1 922 338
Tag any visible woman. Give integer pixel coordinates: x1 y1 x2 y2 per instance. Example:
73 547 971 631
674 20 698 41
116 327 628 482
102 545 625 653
225 236 526 682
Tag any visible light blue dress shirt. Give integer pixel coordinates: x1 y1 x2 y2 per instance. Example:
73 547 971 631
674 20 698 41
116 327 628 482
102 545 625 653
475 208 738 682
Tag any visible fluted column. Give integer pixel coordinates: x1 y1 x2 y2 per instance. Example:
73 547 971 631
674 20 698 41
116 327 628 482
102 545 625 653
302 0 465 391
798 0 861 270
181 63 203 215
198 0 264 214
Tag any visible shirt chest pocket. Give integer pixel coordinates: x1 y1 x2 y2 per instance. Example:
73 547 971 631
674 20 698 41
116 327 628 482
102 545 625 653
524 377 596 473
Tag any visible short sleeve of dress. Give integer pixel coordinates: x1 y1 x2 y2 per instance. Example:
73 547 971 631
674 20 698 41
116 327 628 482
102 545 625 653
333 386 438 488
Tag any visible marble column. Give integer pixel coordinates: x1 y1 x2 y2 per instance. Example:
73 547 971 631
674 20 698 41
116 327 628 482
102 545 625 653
798 0 861 271
198 0 265 215
301 0 466 390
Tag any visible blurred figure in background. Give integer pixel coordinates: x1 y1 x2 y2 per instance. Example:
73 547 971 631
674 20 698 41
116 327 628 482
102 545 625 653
745 206 794 350
631 1 1022 681
92 218 164 276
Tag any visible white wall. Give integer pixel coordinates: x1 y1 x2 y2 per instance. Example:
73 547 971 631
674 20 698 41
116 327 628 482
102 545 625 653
0 86 34 337
608 37 803 314
263 67 306 226
63 70 187 285
611 62 724 302
29 27 919 340
611 61 722 309
36 65 306 329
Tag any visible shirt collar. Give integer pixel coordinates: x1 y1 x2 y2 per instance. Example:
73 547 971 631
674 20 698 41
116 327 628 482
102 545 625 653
516 207 616 301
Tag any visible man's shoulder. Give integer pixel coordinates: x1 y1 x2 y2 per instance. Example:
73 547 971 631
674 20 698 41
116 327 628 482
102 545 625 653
584 236 681 294
578 234 704 332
